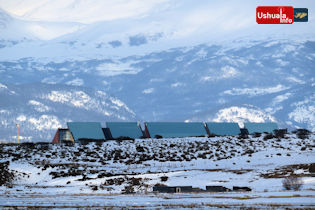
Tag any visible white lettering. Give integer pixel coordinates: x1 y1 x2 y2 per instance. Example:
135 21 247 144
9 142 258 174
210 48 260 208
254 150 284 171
257 8 292 23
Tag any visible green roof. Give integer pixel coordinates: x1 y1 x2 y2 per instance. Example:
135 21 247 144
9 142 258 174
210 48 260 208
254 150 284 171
106 122 143 139
206 122 240 136
244 122 278 134
67 122 105 141
145 122 207 138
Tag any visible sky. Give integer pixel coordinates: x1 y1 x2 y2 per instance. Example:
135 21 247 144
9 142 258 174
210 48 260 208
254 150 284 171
0 0 314 41
0 0 314 60
0 0 169 23
0 0 313 24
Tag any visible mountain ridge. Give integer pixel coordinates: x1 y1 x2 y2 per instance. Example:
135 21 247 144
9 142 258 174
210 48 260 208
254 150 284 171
0 83 137 142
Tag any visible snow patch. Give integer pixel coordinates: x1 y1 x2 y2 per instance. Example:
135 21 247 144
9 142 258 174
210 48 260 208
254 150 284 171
28 115 62 131
28 100 50 112
0 109 10 114
289 95 315 131
201 66 239 82
96 61 141 76
200 76 212 82
272 93 292 106
282 44 297 53
66 78 84 86
276 59 289 66
195 48 207 58
212 106 276 128
286 76 305 85
0 83 8 89
16 115 27 122
223 85 289 96
171 82 185 88
46 90 91 108
221 66 238 78
256 61 263 67
0 83 16 94
142 88 154 94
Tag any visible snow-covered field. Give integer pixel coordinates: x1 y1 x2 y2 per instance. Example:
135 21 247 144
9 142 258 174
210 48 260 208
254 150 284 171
0 133 314 209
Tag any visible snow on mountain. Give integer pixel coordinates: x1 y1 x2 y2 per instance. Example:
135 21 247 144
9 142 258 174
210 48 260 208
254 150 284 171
0 83 137 142
288 94 315 130
211 106 277 128
0 0 168 24
1 0 315 61
1 39 314 132
0 8 84 44
222 85 289 97
0 1 315 137
0 8 36 42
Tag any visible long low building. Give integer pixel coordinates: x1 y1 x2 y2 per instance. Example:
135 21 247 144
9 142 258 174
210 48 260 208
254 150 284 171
105 122 144 139
144 122 208 138
244 122 278 134
206 122 240 136
52 121 280 143
52 122 105 144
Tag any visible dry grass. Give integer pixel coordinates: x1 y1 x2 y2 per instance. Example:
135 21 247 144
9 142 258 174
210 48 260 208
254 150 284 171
260 163 315 179
213 195 258 200
201 168 253 174
266 194 315 198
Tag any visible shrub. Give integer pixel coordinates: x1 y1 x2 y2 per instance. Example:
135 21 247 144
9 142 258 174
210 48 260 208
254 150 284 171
136 146 145 152
309 163 315 173
154 183 167 187
263 133 274 140
293 129 311 139
0 161 14 187
122 184 135 194
115 136 135 141
294 129 311 135
91 185 98 191
282 176 303 191
252 132 261 138
160 176 169 182
274 129 287 138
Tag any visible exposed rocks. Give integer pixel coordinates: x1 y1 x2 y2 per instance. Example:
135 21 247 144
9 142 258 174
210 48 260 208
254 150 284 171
0 161 14 187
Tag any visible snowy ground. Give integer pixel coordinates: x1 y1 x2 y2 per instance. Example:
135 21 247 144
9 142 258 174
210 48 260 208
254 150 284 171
0 133 314 209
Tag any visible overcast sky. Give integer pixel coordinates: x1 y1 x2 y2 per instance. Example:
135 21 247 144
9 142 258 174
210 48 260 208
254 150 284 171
0 0 314 41
1 0 313 23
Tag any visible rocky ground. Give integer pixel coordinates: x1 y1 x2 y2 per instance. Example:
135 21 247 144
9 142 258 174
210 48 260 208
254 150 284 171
0 130 314 208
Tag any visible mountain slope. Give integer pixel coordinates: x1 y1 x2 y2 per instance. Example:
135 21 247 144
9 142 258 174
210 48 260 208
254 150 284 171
0 39 314 132
106 40 314 130
0 83 136 142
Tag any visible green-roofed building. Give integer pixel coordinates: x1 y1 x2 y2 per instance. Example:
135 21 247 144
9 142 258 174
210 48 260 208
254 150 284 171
67 122 105 142
144 122 207 138
106 122 143 139
244 122 278 134
206 122 240 136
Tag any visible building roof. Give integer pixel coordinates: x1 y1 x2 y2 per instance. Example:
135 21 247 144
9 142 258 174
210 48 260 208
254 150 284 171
106 122 143 139
67 122 105 141
206 122 240 136
244 122 278 134
145 122 207 138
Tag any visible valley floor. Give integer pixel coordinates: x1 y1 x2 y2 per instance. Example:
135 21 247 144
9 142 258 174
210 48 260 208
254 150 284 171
0 133 314 209
1 190 315 209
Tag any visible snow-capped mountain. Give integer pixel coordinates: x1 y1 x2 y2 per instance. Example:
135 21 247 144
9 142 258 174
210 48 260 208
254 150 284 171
0 39 314 132
0 83 136 142
103 40 315 131
1 0 315 61
0 1 314 142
